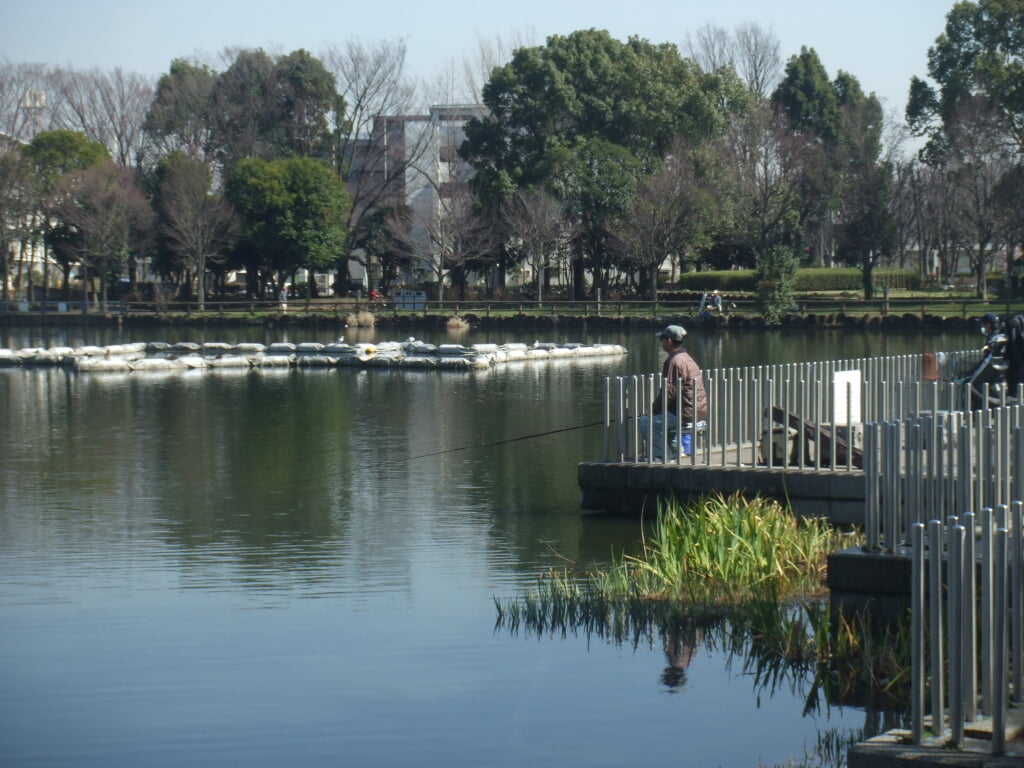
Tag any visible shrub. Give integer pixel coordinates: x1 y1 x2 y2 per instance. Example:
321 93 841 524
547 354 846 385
756 246 799 325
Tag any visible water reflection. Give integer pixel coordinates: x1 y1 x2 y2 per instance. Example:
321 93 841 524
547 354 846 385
494 590 910 746
660 622 699 691
0 325 965 768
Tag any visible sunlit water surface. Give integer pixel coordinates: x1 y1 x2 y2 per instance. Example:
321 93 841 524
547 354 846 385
0 324 975 767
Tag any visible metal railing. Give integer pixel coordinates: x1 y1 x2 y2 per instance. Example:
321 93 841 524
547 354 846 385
600 347 1024 756
6 295 1022 321
910 505 1023 754
603 349 977 469
863 404 1024 552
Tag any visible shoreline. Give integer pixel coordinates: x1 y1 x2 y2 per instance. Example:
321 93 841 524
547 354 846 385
0 309 990 332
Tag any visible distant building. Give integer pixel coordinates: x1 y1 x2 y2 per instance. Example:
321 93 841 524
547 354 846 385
354 104 487 289
0 131 50 301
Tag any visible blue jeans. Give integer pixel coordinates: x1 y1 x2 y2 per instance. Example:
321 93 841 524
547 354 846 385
639 412 693 460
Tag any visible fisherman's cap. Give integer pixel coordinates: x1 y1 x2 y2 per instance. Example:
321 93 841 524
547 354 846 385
657 324 687 342
981 312 999 326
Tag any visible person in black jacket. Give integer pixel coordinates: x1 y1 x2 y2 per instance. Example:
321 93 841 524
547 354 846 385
959 312 1008 409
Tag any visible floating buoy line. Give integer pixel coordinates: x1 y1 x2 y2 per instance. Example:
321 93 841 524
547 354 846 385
0 338 628 374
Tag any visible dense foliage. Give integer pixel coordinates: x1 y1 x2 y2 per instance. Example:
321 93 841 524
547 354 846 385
1 0 1021 316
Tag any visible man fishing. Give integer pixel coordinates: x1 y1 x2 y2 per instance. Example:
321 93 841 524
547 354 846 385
640 324 708 460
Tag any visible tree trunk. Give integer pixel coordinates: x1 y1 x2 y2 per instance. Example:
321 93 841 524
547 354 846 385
197 254 206 311
572 253 586 300
862 259 875 301
977 246 988 300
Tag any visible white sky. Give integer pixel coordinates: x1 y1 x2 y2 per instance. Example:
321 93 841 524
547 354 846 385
2 0 951 118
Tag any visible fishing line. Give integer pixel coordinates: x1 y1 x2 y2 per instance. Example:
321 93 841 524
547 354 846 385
31 418 613 498
406 419 606 461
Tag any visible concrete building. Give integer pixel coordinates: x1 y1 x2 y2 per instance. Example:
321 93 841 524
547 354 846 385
356 104 488 291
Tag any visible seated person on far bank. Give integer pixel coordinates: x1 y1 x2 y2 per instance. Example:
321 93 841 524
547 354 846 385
710 289 723 312
639 325 708 460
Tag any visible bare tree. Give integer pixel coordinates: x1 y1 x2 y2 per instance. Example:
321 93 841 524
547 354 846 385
614 144 717 299
390 112 494 303
946 101 1018 299
717 101 813 263
0 147 33 302
388 182 490 303
908 161 971 284
55 159 153 309
502 188 567 302
321 39 430 264
686 23 781 97
733 23 781 98
686 24 734 74
0 61 51 141
883 114 919 270
49 67 154 170
451 28 537 105
155 153 238 309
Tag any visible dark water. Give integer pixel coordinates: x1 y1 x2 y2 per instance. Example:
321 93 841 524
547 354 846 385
0 323 975 768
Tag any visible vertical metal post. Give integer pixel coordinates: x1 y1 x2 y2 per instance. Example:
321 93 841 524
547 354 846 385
1013 500 1023 703
887 421 901 553
734 369 743 468
928 518 945 738
631 375 639 460
625 377 634 461
907 423 920 542
963 511 978 722
644 375 653 462
865 424 878 550
959 422 972 523
911 522 926 744
993 527 1008 756
924 413 937 527
949 522 965 746
845 379 853 471
975 418 986 512
980 507 994 715
604 377 611 461
615 377 625 461
1013 427 1024 503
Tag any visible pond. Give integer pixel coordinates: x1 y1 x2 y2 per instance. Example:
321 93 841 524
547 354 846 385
0 322 977 767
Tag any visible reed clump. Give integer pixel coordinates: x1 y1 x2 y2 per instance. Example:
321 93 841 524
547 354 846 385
345 311 376 327
446 315 470 331
594 492 849 604
494 493 913 708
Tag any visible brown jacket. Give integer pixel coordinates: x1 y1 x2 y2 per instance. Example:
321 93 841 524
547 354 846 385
652 348 708 424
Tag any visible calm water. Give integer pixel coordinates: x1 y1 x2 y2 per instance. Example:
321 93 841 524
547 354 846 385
0 323 975 768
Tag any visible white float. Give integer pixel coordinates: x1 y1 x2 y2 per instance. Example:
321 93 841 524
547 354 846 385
1 338 628 375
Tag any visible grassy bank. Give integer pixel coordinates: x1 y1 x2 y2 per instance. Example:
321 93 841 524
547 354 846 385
4 296 1016 332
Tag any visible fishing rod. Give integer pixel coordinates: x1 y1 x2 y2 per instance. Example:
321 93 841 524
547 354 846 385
19 419 613 498
406 419 607 461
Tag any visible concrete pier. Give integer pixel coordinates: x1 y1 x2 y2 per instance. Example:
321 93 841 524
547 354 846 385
578 460 867 525
848 712 1024 767
578 460 919 616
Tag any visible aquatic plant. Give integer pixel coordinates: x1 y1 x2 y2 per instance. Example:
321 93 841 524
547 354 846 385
345 311 376 327
760 726 865 768
446 315 470 331
495 493 913 713
596 492 850 603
